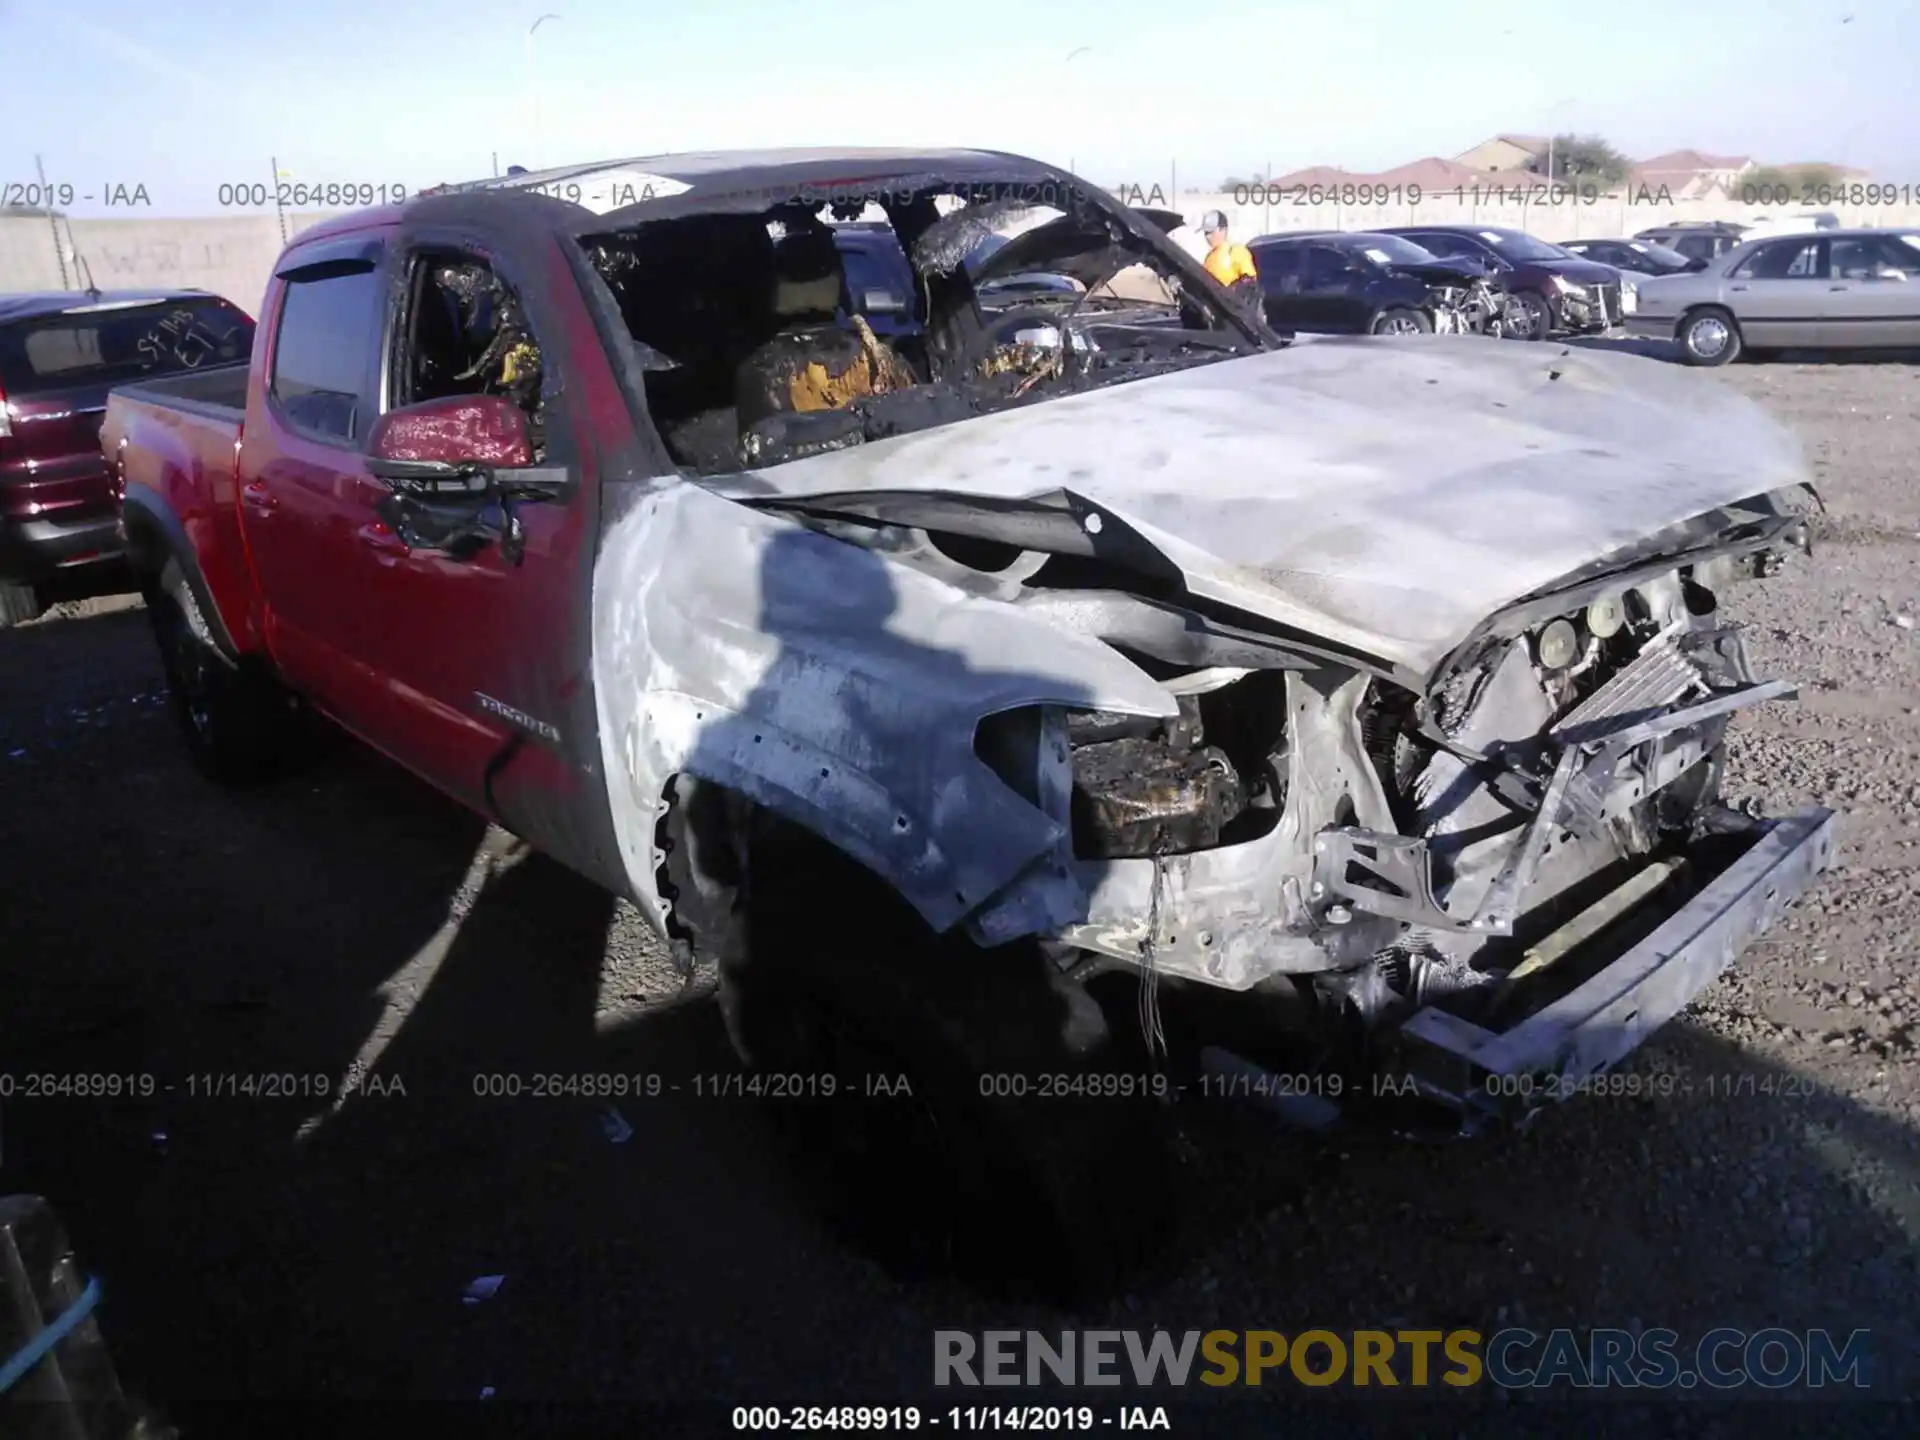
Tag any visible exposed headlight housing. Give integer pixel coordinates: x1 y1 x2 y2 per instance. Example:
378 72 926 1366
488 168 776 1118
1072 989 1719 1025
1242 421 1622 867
975 703 1248 860
1535 618 1580 670
1585 593 1626 638
1549 275 1588 297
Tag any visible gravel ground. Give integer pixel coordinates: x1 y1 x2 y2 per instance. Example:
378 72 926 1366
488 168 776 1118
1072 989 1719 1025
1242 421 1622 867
2 354 1917 1437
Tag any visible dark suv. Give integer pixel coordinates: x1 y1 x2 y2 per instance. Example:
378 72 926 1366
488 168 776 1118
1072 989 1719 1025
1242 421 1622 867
1248 231 1498 335
0 290 254 624
831 223 923 341
1378 225 1627 339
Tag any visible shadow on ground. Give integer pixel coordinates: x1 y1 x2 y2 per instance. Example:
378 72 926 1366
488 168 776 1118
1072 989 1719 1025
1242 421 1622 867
2 596 1914 1436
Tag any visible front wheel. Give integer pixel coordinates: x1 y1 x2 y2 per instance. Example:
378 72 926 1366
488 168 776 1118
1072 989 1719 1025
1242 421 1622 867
1371 307 1433 337
1677 307 1742 366
1503 290 1552 341
713 814 1175 1301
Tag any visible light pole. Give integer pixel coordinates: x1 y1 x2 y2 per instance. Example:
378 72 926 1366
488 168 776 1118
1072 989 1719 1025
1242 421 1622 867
526 13 563 171
1542 96 1577 185
1063 47 1091 179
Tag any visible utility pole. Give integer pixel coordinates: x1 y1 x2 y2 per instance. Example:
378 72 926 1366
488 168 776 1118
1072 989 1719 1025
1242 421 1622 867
269 156 288 243
34 155 68 290
527 14 563 171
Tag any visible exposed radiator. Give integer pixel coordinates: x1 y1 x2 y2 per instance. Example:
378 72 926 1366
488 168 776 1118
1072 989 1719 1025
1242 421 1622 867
1552 624 1704 745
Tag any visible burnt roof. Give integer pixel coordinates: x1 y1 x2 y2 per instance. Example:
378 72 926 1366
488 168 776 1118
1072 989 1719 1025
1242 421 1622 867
290 148 1105 252
432 147 1074 229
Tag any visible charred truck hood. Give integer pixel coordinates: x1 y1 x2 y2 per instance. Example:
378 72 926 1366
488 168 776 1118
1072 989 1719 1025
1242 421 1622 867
707 336 1813 684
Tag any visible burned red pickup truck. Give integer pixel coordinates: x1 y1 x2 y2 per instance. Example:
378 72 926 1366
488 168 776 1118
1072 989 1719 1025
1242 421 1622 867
102 148 1835 1292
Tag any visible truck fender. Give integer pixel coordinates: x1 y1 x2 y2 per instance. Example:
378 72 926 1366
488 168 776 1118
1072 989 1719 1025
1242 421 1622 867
121 488 245 662
590 483 1177 941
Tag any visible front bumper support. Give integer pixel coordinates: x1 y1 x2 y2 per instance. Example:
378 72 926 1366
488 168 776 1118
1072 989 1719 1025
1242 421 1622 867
1313 676 1797 937
1393 805 1837 1128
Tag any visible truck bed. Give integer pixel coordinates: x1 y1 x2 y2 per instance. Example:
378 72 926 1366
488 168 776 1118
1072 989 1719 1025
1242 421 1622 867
111 362 250 421
103 363 257 652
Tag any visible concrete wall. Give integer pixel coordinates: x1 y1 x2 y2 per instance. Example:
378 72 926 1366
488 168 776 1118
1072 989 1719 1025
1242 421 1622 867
6 196 1919 312
0 213 342 315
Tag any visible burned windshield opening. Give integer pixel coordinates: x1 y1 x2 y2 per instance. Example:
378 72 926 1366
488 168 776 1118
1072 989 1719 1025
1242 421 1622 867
579 176 1267 476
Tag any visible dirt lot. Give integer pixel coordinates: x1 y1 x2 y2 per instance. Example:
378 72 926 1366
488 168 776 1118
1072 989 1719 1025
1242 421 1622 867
2 353 1917 1436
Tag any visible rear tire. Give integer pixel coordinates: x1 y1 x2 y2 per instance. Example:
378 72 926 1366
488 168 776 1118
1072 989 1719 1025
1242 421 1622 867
0 582 44 628
146 557 309 784
1677 306 1741 367
702 803 1175 1301
1370 307 1433 337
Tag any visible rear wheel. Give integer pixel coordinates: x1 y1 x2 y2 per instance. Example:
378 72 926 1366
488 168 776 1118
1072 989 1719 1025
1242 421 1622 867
147 557 310 784
1677 306 1741 366
0 582 44 628
686 795 1175 1301
1371 307 1433 337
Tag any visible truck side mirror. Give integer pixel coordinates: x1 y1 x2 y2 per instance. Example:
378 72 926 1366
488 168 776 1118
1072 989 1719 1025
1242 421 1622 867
366 395 536 493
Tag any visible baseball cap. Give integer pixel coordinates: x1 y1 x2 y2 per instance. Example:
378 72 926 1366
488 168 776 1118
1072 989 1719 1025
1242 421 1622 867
1201 210 1228 233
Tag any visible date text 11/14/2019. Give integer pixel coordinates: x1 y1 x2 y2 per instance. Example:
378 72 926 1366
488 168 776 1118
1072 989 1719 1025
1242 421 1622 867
730 1405 1173 1431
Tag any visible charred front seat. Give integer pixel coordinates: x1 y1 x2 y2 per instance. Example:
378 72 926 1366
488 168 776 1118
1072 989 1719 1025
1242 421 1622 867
734 221 915 436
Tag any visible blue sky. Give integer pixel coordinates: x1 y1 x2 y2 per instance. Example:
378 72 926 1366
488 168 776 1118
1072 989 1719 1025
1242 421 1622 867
2 0 1914 217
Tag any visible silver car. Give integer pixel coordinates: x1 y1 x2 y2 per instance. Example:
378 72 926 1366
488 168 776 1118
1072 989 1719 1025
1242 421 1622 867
1627 227 1920 365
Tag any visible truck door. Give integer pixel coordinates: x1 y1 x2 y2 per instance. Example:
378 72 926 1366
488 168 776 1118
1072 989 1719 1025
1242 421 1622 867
331 237 596 832
237 238 398 723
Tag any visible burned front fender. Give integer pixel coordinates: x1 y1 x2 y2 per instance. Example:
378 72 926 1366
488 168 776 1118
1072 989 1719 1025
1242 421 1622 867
590 483 1178 940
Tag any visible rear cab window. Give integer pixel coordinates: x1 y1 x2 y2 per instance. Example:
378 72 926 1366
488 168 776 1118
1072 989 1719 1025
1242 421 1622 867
0 297 253 396
269 264 385 443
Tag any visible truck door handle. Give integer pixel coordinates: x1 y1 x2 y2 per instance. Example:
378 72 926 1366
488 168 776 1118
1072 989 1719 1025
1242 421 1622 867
240 480 277 513
356 521 409 555
1729 284 1748 292
1829 284 1849 291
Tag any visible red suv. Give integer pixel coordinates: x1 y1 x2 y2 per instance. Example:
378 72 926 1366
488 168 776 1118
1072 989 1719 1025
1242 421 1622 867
0 289 254 624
